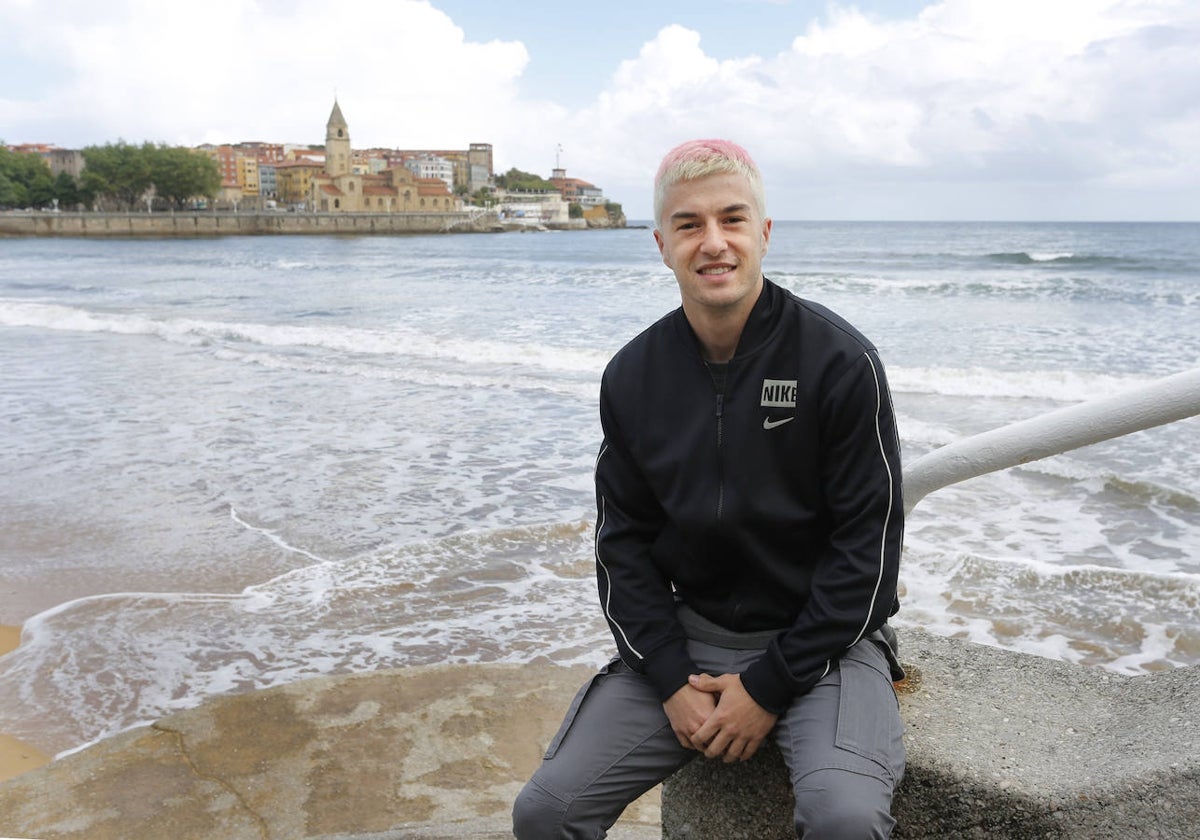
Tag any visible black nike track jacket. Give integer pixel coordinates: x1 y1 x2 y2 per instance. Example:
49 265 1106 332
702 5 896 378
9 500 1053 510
594 277 904 714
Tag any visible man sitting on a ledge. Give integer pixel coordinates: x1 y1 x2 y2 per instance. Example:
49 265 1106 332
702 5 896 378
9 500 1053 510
512 139 907 839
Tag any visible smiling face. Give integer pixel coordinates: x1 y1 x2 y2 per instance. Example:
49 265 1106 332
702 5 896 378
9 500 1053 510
654 171 772 322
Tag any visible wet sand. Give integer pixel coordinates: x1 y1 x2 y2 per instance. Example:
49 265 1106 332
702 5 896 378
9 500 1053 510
0 625 52 782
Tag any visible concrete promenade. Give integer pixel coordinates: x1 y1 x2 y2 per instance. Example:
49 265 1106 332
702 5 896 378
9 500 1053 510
0 660 660 840
0 210 535 238
1 628 1196 839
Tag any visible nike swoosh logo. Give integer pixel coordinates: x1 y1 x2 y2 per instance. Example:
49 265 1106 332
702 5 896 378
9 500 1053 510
763 416 794 430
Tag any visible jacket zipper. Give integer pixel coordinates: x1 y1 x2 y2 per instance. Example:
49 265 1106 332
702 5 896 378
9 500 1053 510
714 392 725 520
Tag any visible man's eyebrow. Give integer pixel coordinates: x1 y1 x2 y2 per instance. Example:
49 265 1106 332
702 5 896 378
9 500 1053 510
668 203 752 221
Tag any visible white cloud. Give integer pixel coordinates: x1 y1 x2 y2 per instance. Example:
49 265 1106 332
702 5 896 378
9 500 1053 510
2 0 537 149
2 0 1197 218
559 0 1200 218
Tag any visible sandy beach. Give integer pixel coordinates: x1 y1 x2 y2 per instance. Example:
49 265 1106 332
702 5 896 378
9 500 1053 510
0 625 51 782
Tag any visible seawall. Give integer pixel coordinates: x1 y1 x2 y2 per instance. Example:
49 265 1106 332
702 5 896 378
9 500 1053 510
0 210 566 238
1 629 1196 838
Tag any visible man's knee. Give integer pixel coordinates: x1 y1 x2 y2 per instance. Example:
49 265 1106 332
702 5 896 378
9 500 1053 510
794 768 896 839
512 779 565 840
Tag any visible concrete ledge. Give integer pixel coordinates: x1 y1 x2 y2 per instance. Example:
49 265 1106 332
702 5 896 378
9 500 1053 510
0 210 608 237
0 211 490 237
661 628 1200 839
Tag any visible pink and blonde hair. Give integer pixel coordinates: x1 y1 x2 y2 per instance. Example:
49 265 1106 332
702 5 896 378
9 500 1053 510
653 139 766 228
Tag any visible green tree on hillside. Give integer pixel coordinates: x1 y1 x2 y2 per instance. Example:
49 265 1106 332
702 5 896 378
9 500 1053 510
469 187 495 207
80 141 219 209
0 173 16 208
77 169 108 209
0 146 55 208
494 167 557 192
82 141 154 209
53 171 81 209
150 145 220 209
25 168 56 207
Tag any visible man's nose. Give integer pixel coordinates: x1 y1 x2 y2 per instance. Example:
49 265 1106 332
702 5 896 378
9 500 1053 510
700 222 727 254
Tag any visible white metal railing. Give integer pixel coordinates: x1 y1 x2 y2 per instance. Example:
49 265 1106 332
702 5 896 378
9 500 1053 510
904 366 1200 514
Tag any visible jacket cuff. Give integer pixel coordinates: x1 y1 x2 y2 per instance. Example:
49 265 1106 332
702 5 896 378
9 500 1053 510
642 637 698 703
741 646 820 715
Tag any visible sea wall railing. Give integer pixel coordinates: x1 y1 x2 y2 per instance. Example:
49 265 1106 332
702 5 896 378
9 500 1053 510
662 365 1200 839
903 365 1200 514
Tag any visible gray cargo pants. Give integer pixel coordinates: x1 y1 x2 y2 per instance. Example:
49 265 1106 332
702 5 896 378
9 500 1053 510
512 616 905 839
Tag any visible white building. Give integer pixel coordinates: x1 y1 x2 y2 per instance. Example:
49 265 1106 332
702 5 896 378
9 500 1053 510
405 154 455 192
496 189 570 225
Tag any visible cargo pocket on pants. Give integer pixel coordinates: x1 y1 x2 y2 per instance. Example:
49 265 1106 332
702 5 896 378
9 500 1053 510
833 642 904 778
543 658 619 760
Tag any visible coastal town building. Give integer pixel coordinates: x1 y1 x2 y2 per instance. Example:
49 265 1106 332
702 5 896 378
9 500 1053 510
195 143 263 208
203 146 240 190
238 156 259 197
412 143 493 195
306 101 459 214
546 164 618 226
6 143 85 179
349 144 493 196
6 101 619 219
549 167 605 207
49 148 85 179
258 163 278 202
276 159 324 207
496 188 570 226
404 153 455 191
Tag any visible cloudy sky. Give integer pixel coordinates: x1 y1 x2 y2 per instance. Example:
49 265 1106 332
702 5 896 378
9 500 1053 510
2 0 1197 221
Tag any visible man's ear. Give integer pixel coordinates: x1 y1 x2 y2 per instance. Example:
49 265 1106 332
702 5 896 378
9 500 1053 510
654 228 672 268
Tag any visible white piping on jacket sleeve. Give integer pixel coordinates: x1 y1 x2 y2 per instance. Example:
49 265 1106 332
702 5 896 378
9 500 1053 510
850 351 895 647
594 444 644 661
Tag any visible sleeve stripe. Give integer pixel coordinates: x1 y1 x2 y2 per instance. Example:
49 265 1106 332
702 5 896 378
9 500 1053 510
594 445 644 661
850 351 895 647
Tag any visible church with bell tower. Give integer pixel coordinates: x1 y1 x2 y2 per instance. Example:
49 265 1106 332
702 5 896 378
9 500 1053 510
308 99 458 214
325 100 352 178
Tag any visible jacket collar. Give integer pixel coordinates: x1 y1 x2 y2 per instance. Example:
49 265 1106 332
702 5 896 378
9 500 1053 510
672 276 782 361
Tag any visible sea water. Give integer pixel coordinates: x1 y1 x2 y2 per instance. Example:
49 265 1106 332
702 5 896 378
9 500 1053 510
1 222 1197 756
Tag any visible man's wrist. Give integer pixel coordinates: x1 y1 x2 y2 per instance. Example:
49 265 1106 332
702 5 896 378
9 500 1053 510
643 640 700 703
740 652 802 714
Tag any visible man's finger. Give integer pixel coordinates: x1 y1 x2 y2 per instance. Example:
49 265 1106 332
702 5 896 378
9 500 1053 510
740 737 762 762
703 730 732 760
721 739 745 764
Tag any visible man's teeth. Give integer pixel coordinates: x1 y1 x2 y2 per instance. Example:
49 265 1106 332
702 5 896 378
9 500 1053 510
699 266 730 274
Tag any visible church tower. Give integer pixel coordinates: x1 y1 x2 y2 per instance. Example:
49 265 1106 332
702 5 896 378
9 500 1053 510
325 99 351 177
